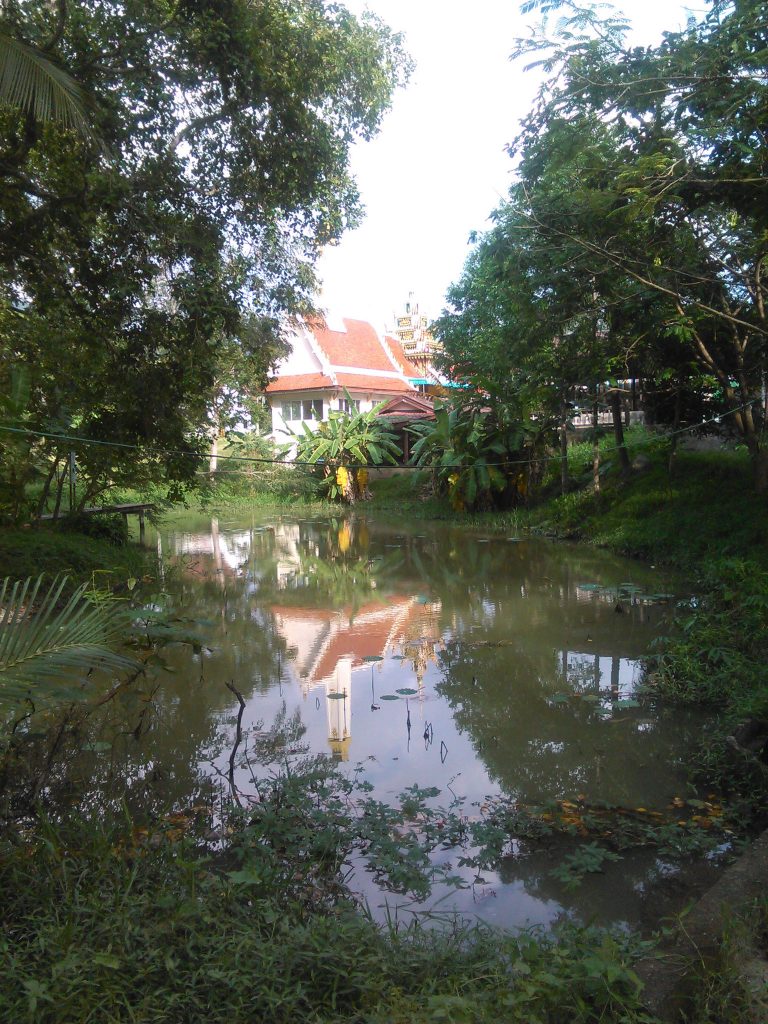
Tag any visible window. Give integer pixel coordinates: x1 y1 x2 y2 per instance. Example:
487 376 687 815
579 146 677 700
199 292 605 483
339 398 360 414
302 399 323 420
281 400 301 420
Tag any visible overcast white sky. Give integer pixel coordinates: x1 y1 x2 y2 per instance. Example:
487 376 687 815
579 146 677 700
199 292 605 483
315 0 703 334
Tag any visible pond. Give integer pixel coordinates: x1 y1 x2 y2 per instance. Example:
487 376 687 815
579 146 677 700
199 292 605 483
93 512 713 930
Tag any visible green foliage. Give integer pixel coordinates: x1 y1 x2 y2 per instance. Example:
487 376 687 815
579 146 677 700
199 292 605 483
0 575 139 709
409 400 548 512
0 1 411 513
650 560 768 709
293 401 402 503
0 790 657 1024
439 0 768 489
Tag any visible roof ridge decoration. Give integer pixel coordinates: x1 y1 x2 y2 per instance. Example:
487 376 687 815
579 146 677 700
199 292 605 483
302 315 338 386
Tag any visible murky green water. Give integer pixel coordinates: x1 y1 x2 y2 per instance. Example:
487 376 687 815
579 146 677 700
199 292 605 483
97 512 710 929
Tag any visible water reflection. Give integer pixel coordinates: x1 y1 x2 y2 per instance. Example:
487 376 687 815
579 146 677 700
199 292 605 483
112 512 702 926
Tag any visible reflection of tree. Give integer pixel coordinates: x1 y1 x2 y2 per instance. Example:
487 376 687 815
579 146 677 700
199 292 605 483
496 842 705 932
436 638 699 807
52 514 685 825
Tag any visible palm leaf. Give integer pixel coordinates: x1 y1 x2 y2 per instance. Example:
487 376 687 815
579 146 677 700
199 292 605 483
0 575 140 707
0 31 92 138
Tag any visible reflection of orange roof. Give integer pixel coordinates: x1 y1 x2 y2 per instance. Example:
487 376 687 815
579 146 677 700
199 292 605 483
385 336 421 378
266 373 333 393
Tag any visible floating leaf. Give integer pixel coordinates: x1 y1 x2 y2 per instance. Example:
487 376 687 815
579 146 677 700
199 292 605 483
391 655 406 661
613 698 640 709
581 694 601 703
415 595 430 605
577 583 602 591
550 693 570 704
396 687 417 695
380 694 399 701
362 655 383 663
326 692 346 700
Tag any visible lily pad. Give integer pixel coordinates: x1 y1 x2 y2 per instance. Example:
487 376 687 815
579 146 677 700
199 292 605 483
396 687 417 695
613 698 640 709
327 692 346 700
379 694 399 701
577 583 602 591
416 595 431 605
362 655 384 663
550 693 570 704
391 655 406 661
581 694 602 703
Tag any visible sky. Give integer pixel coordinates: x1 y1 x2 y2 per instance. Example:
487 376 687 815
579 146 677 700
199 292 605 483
315 0 703 334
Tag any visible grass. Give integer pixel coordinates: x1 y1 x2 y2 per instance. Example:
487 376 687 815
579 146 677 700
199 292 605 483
0 522 149 589
0 796 655 1024
680 899 768 1023
527 444 766 570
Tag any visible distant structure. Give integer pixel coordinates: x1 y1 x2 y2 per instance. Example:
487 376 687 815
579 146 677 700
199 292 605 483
389 293 444 392
265 316 419 447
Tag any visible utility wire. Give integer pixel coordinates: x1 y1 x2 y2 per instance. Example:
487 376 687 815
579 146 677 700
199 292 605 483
0 400 759 473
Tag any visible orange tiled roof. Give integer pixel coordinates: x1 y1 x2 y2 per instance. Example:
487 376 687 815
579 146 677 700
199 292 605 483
385 336 422 378
335 373 414 394
266 373 334 393
311 318 398 372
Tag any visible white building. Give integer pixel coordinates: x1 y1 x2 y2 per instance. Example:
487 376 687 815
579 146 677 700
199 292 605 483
266 316 421 446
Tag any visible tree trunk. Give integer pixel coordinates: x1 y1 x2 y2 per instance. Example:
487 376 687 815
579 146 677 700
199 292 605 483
592 396 600 495
560 396 570 496
668 387 682 480
36 455 60 518
609 390 631 478
209 431 219 476
52 465 66 519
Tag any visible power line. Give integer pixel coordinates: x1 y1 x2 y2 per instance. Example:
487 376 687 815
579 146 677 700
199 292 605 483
0 400 757 474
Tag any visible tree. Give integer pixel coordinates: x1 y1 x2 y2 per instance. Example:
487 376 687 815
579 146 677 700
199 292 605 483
0 1 411 516
293 403 401 503
509 0 768 488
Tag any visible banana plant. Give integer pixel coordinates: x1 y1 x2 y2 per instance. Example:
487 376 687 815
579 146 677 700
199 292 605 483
408 400 546 512
293 396 401 503
0 575 140 709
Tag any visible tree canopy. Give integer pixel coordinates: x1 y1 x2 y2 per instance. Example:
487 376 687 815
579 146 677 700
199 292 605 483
0 0 411 515
436 0 768 490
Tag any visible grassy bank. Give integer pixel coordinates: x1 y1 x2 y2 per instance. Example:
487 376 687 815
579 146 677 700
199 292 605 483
0 519 149 588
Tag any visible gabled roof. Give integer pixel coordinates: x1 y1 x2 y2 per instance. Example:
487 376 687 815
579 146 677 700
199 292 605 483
309 318 398 373
266 372 334 394
266 317 417 396
378 393 435 419
384 335 422 379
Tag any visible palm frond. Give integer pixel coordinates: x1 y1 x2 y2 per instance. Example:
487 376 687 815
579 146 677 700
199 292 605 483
0 31 92 138
0 575 140 707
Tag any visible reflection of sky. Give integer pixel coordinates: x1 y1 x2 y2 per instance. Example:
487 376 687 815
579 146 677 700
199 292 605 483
146 513 693 929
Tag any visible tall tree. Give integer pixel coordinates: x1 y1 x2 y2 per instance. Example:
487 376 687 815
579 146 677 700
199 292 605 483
510 0 768 488
0 0 411 516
